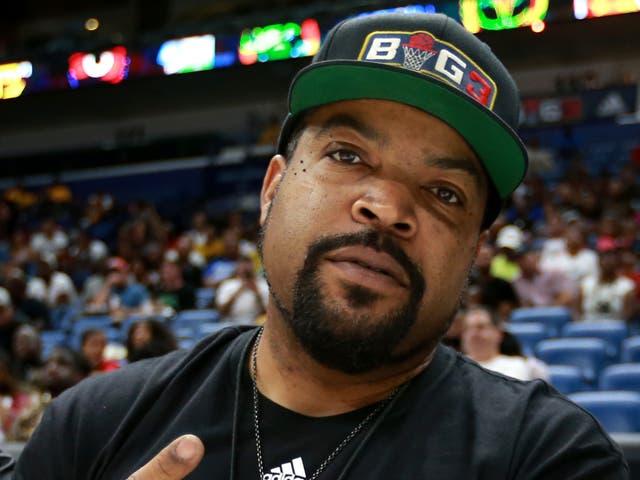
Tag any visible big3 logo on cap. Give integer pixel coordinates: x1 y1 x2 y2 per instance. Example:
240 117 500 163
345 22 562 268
358 31 497 109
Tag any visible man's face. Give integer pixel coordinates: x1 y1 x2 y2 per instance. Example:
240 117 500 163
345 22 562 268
259 99 487 374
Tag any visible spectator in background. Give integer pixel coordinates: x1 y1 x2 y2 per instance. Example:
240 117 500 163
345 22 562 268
215 256 268 325
579 247 636 322
462 306 549 381
489 224 523 282
32 347 91 398
468 243 519 322
0 288 23 355
87 257 151 322
13 347 92 441
154 260 195 313
11 325 43 383
9 229 33 269
0 351 38 442
513 250 574 308
66 229 108 288
165 235 204 288
29 218 68 262
26 256 77 308
539 225 599 292
4 269 50 330
186 210 215 252
80 329 120 375
620 249 640 300
126 319 177 363
203 230 242 288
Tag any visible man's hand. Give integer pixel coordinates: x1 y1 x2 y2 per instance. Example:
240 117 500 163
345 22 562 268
127 434 204 480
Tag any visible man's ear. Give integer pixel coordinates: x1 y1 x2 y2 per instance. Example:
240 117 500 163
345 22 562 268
259 155 287 226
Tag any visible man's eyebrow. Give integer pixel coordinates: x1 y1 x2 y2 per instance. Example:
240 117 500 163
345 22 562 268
316 113 387 146
426 156 487 192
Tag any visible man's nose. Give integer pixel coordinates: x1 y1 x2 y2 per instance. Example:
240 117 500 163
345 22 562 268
351 180 417 239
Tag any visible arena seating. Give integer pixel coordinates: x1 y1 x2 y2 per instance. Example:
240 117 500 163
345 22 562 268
562 321 629 359
509 307 572 337
535 338 610 384
622 337 640 363
569 391 640 433
503 322 550 357
547 365 592 395
600 364 640 392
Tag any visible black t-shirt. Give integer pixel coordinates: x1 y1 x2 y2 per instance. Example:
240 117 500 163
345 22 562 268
235 355 383 480
14 326 629 479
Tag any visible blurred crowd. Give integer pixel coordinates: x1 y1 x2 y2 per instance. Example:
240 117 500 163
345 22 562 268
0 148 636 442
0 178 266 442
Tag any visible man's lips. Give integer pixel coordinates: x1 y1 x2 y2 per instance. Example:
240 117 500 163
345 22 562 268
324 246 410 288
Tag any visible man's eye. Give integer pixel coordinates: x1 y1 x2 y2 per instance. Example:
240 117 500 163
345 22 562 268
429 186 461 205
328 150 362 164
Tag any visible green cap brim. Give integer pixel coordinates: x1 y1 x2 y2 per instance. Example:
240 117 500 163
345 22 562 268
288 62 527 200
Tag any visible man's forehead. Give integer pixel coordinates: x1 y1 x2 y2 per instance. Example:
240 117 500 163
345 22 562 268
301 100 488 191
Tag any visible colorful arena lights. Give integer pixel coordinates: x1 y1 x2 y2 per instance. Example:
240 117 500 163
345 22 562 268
238 18 321 65
157 34 216 75
460 0 550 33
573 0 640 19
67 46 129 87
0 61 33 100
352 4 437 18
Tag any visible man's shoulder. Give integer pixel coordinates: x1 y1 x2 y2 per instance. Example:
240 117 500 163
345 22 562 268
53 325 255 410
423 347 628 477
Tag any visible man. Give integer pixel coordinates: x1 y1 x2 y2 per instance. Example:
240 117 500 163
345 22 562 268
579 247 636 322
215 256 268 325
87 256 151 320
11 13 627 480
513 249 575 308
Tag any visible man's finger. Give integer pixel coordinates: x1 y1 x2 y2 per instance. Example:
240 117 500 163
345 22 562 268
127 434 204 480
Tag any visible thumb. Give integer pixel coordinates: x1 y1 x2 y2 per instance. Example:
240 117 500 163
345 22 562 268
127 434 205 480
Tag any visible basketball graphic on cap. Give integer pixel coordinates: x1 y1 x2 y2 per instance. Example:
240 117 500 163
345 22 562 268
403 33 435 52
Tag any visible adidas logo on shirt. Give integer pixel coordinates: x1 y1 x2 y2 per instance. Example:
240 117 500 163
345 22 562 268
263 457 307 480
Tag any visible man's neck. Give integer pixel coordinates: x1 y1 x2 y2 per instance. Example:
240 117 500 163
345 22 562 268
252 316 433 417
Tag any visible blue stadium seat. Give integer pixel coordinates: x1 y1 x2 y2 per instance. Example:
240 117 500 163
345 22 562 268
195 288 216 309
510 307 572 337
40 330 69 360
569 391 640 433
196 321 236 340
503 322 550 356
599 364 640 392
172 325 195 341
622 336 640 363
178 339 195 350
174 309 220 327
534 338 609 384
547 365 592 395
562 321 628 360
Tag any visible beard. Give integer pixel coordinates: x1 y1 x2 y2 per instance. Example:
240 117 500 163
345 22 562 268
261 226 430 375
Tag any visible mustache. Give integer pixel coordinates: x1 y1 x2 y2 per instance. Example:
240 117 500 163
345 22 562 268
305 230 425 295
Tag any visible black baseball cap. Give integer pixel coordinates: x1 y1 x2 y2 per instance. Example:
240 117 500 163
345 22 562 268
277 13 528 228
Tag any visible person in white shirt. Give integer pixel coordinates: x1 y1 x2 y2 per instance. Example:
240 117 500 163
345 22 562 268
29 218 68 260
579 248 636 322
462 306 549 381
539 225 598 292
215 257 268 325
26 257 77 308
